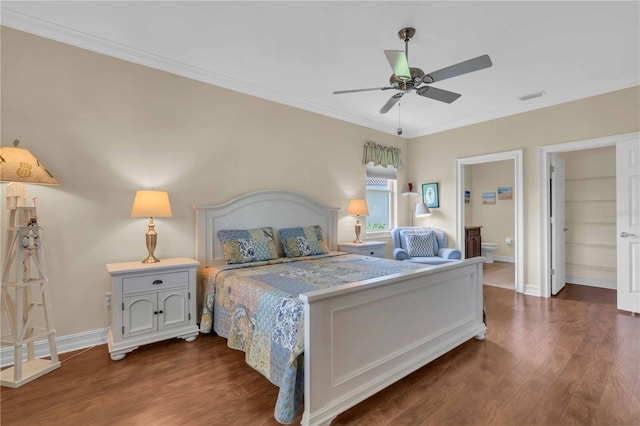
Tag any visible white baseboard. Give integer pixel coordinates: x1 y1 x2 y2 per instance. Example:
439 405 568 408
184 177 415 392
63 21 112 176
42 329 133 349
566 276 616 290
523 284 541 297
493 255 515 263
1 328 108 368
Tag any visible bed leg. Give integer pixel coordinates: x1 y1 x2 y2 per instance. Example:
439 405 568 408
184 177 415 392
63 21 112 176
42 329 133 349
474 307 487 340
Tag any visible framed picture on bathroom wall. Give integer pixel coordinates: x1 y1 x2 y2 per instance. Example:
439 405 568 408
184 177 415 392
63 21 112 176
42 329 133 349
422 182 439 208
482 191 496 205
498 186 513 200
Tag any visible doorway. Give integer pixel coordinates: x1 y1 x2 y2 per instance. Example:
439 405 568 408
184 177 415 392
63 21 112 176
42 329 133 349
456 150 524 293
539 132 639 302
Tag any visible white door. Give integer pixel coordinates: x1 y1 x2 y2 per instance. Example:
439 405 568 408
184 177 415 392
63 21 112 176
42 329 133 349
616 138 640 313
551 154 567 295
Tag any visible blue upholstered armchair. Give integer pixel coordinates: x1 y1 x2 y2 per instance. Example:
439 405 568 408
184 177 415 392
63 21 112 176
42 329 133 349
391 227 462 265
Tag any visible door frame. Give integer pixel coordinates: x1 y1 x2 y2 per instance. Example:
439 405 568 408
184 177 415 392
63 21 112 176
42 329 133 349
456 150 524 293
539 131 639 298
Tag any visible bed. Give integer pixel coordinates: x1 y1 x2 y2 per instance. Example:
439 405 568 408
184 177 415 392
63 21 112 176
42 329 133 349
195 190 486 426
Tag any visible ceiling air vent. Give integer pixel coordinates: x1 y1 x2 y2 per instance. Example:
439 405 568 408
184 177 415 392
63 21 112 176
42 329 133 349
518 90 546 101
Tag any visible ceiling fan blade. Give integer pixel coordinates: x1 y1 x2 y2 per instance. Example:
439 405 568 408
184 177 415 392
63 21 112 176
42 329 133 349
416 86 462 103
379 92 404 114
333 87 391 94
384 50 411 81
424 54 493 83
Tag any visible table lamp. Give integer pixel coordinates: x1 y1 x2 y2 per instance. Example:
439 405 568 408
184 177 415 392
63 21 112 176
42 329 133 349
130 190 172 263
347 199 369 244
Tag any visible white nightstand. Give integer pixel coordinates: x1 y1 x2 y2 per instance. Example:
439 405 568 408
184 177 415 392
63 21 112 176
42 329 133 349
105 257 199 361
338 241 387 258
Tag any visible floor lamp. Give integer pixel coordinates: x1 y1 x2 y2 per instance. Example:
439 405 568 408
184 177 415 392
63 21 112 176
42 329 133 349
0 140 60 388
401 187 419 226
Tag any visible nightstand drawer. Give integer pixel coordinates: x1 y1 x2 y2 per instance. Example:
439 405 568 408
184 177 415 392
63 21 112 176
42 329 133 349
338 241 387 259
122 271 188 294
354 246 386 258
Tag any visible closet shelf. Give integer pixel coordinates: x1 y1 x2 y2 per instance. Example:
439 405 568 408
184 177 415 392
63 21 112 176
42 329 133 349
565 242 616 250
566 262 616 272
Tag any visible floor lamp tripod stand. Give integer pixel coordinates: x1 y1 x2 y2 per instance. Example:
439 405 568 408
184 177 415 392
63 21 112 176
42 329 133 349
1 187 60 387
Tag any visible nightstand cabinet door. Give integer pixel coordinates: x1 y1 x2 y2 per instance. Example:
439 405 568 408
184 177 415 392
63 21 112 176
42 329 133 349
158 288 189 330
123 293 156 338
122 289 189 338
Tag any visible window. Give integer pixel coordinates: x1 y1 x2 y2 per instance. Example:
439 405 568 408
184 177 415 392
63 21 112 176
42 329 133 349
365 164 397 232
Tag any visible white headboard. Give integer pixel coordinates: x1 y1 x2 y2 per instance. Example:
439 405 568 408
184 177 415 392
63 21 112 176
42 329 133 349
194 190 340 267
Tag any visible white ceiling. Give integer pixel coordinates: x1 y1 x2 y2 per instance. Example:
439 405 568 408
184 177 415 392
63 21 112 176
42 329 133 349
2 1 639 139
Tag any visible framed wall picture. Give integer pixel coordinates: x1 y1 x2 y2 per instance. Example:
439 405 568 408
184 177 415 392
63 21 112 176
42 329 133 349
498 186 513 200
482 191 496 205
422 182 439 208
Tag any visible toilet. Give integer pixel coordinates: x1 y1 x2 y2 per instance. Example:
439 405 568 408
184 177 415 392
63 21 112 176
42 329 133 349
481 243 498 263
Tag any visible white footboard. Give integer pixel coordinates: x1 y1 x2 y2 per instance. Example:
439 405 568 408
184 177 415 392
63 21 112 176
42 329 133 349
299 258 485 426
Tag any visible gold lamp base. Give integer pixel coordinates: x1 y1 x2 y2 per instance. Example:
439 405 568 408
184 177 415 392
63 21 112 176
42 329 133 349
353 220 363 244
142 218 161 263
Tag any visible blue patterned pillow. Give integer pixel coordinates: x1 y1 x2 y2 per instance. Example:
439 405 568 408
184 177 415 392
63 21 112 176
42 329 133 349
218 227 279 264
405 232 437 257
279 225 329 258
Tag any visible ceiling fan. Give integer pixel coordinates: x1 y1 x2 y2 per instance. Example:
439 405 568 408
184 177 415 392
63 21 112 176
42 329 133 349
333 27 493 114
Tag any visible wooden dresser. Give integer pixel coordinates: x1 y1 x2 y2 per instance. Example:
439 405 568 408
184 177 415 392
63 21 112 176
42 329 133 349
465 226 482 258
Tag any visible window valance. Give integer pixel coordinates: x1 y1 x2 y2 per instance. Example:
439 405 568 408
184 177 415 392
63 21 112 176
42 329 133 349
362 141 404 171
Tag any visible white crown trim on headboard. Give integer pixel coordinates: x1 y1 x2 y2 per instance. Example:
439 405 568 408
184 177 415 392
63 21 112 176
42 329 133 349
194 190 340 267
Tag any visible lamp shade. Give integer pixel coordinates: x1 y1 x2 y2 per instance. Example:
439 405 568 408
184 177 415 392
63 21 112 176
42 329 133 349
0 146 59 185
130 190 173 218
347 199 369 216
415 202 431 217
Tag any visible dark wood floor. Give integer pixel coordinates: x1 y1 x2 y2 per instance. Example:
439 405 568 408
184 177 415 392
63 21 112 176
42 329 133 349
2 284 638 425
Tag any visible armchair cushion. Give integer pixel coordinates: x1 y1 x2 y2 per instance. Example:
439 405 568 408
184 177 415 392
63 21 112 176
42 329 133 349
405 256 453 266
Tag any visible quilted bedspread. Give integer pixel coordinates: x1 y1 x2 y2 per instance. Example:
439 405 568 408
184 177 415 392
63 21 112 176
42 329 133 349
200 252 426 424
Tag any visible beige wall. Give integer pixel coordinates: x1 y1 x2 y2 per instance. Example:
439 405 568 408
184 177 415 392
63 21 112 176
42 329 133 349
560 146 616 287
409 85 640 288
465 160 515 260
0 28 409 337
